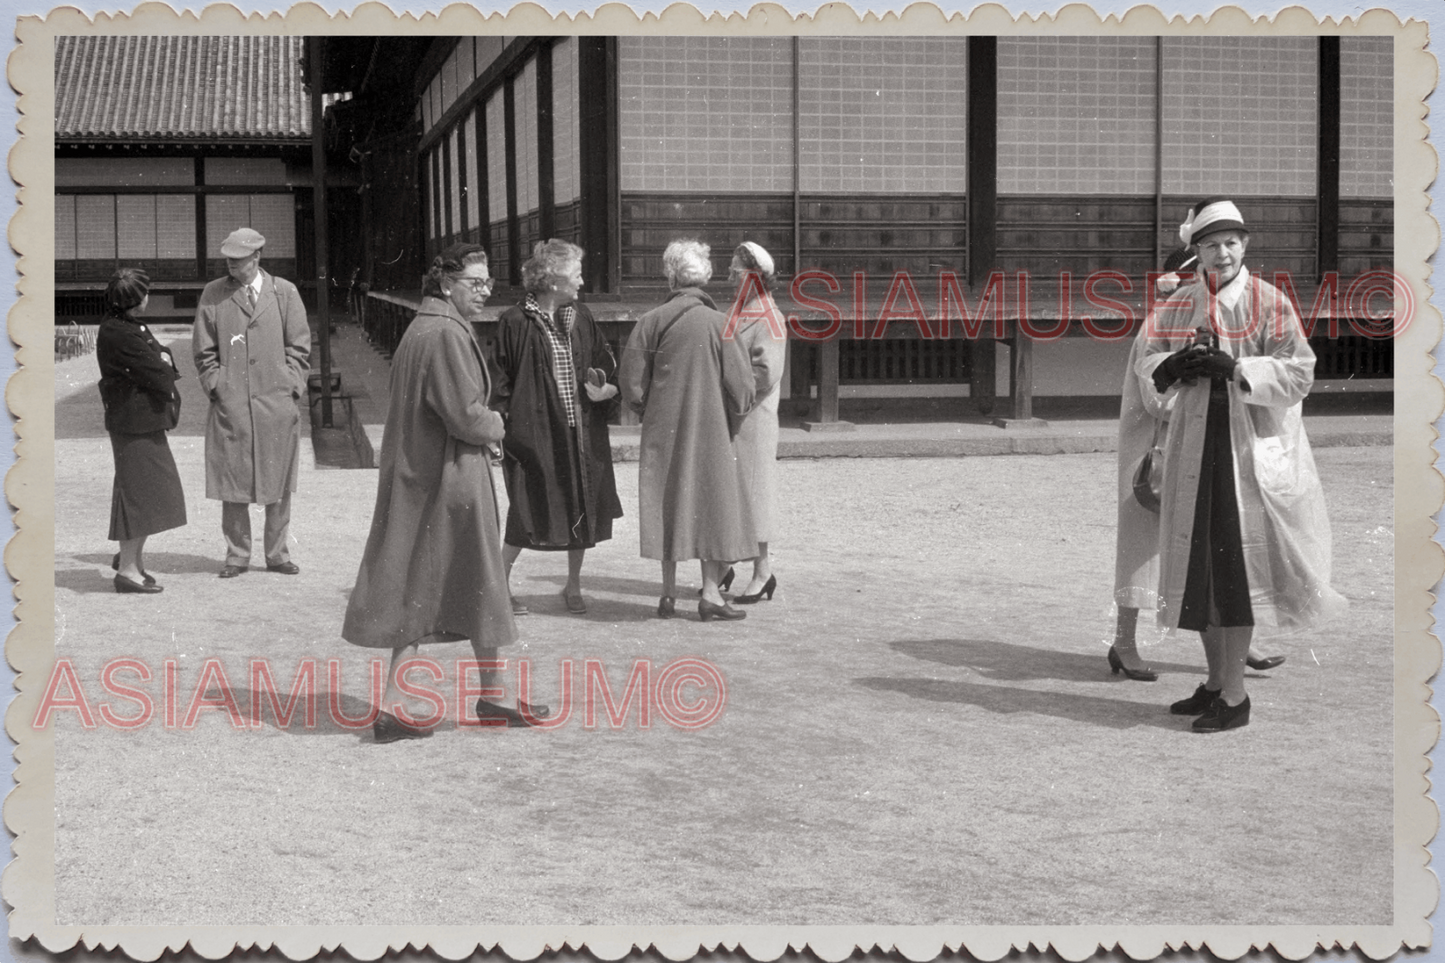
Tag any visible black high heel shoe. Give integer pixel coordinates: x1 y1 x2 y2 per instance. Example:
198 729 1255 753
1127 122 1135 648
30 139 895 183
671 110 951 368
1107 646 1157 681
698 599 746 622
698 567 737 596
734 574 777 605
657 596 677 619
1246 654 1286 671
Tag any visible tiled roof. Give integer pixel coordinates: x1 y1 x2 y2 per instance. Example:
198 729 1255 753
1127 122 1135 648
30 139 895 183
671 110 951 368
55 35 311 143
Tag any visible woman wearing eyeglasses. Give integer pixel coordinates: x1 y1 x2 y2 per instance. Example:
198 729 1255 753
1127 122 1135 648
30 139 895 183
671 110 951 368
488 239 623 616
343 244 546 742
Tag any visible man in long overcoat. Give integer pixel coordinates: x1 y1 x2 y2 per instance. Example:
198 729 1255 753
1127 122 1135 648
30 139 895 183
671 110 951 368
193 227 311 578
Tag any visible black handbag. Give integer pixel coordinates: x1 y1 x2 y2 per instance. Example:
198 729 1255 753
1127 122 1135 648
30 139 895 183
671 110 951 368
1131 421 1165 513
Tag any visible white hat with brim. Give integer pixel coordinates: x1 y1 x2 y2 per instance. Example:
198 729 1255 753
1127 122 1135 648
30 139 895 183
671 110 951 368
1179 198 1246 246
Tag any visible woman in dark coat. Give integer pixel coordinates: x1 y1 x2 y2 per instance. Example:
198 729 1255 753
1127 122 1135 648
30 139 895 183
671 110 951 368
490 239 623 616
96 267 186 594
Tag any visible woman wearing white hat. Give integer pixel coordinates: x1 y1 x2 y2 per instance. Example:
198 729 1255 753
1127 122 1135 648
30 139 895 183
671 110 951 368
726 241 787 604
1137 198 1346 731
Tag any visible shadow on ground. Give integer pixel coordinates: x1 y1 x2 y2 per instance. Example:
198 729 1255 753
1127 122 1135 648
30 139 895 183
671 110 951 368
889 637 1209 682
854 675 1182 730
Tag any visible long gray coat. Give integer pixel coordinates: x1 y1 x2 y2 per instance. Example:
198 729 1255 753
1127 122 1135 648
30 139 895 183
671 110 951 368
193 269 310 504
342 298 517 650
619 287 757 563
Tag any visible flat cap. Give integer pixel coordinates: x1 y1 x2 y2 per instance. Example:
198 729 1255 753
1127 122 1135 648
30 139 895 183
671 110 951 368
220 227 266 258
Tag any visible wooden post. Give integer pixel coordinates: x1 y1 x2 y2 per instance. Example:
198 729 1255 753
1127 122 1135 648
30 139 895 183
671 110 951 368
803 336 853 431
308 36 333 428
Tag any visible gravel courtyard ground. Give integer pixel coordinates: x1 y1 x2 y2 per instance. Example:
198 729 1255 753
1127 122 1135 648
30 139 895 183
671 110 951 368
44 334 1394 928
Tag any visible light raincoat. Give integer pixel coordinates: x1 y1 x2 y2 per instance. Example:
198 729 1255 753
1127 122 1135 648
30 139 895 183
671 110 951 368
1137 268 1348 634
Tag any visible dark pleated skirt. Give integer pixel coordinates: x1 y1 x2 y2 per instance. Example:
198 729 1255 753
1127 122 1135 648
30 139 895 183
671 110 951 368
1177 381 1253 631
108 430 187 541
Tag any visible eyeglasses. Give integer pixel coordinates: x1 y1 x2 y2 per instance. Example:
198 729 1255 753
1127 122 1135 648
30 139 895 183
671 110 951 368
455 276 494 292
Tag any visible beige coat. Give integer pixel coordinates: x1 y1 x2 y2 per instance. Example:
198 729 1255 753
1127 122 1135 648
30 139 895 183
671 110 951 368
193 270 310 504
731 293 787 544
619 287 758 562
342 298 516 650
1113 329 1172 610
1137 269 1348 633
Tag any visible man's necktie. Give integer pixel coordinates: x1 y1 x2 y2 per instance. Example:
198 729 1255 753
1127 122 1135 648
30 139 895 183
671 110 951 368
246 285 257 311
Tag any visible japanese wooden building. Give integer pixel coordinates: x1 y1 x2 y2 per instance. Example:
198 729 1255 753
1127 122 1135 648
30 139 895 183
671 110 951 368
60 35 1395 423
53 35 360 320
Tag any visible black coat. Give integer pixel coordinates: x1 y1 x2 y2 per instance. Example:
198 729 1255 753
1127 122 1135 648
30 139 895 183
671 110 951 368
97 315 181 435
486 301 623 549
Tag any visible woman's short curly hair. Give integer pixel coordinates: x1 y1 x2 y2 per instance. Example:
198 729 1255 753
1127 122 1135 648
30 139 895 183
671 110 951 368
521 239 585 295
105 267 150 316
662 239 712 289
422 243 489 298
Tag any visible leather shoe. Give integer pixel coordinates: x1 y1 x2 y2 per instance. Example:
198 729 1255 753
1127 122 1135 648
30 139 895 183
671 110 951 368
266 561 300 575
1246 654 1286 671
373 711 434 744
698 598 746 622
1192 695 1251 732
112 553 156 586
561 588 587 614
657 596 677 619
475 698 550 728
1169 683 1221 715
114 573 162 594
510 596 530 617
218 564 248 579
1108 646 1158 682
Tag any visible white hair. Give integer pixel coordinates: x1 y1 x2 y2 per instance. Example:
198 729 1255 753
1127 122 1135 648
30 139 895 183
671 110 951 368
663 239 712 288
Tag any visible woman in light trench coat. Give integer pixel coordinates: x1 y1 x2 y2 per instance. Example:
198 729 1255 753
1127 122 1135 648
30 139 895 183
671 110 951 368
343 244 548 743
1110 248 1286 681
1138 199 1346 732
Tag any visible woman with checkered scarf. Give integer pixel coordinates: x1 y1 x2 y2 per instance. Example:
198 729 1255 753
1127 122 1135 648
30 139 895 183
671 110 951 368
489 239 624 617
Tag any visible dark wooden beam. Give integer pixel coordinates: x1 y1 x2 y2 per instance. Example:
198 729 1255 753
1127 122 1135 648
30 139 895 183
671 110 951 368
1317 35 1341 281
504 76 521 286
577 37 619 294
536 42 555 242
966 37 997 286
308 35 333 427
474 102 489 251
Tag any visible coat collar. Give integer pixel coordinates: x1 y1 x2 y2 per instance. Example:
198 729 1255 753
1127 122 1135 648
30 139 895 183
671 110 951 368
665 286 717 311
227 269 270 315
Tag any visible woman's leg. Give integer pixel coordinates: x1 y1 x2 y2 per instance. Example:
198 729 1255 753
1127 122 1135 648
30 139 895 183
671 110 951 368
503 543 523 584
116 536 146 583
699 560 725 606
470 640 548 721
1219 626 1252 705
1200 625 1226 692
1111 606 1148 669
382 642 421 718
742 543 772 595
660 560 677 600
565 548 585 597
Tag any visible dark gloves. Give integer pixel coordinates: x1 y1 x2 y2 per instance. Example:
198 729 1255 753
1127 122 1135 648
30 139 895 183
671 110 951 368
1153 345 1239 393
1152 344 1206 392
1197 347 1237 381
